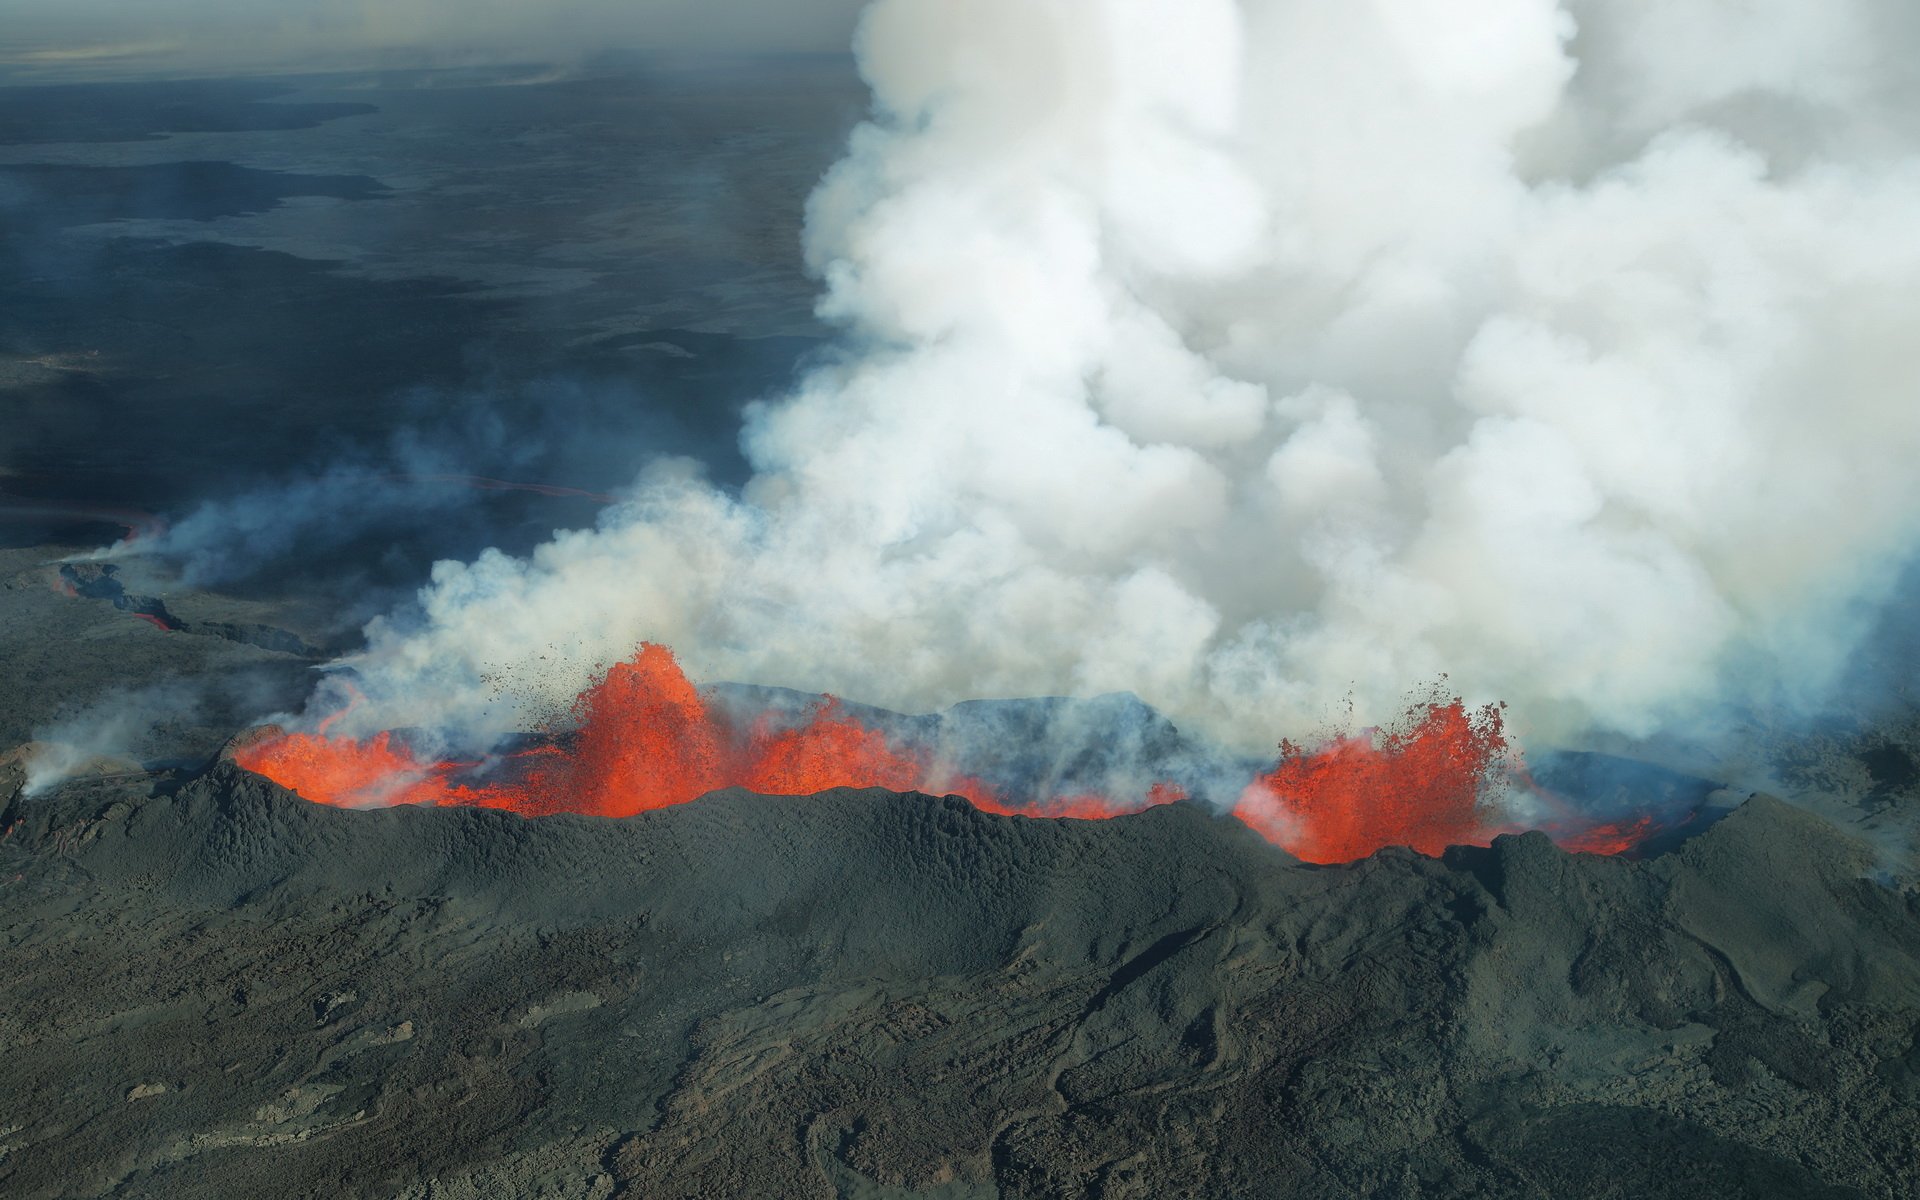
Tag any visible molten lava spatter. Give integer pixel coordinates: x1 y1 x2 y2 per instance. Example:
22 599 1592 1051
1234 697 1512 863
235 646 1663 859
1231 699 1672 862
234 644 1173 819
512 645 945 817
232 729 485 810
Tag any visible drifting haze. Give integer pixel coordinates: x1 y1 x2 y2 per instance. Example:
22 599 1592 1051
343 0 1920 755
0 0 867 78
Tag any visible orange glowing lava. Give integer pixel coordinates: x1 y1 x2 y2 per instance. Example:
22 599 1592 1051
315 681 366 736
1233 697 1513 863
1231 700 1671 862
510 645 944 817
235 646 1665 860
233 730 482 810
234 644 1173 820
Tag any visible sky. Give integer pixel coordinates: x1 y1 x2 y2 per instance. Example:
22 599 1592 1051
0 0 870 78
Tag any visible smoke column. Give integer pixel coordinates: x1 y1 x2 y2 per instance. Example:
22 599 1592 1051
343 0 1920 756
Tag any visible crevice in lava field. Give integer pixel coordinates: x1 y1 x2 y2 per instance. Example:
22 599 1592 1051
55 562 322 654
58 562 186 631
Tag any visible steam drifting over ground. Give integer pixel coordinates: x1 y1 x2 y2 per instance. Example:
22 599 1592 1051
340 0 1920 760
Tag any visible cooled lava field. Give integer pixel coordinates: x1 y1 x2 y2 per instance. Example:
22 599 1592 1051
4 733 1919 1198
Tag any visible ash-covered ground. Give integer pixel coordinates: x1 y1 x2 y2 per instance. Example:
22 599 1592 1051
4 51 1920 1200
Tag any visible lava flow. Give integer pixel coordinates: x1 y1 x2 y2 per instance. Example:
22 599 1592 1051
233 644 1176 820
235 645 1667 861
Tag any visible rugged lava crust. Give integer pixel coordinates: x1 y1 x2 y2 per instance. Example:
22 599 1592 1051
2 759 1916 1199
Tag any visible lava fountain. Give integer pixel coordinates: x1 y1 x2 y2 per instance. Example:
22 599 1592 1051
233 644 1180 821
234 645 1668 861
1230 699 1679 862
1232 697 1513 864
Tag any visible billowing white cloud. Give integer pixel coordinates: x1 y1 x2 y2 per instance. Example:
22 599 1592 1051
336 0 1920 754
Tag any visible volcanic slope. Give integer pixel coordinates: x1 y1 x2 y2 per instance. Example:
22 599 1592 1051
2 761 1918 1199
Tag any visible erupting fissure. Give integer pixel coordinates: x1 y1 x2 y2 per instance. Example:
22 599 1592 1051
1231 702 1678 862
234 644 1666 862
1233 697 1513 864
234 644 1177 822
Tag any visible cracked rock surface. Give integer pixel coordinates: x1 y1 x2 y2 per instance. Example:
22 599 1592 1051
2 763 1916 1199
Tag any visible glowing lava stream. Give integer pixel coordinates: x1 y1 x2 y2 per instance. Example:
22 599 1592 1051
234 644 1663 863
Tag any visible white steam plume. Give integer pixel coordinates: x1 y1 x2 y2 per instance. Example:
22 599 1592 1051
344 0 1920 754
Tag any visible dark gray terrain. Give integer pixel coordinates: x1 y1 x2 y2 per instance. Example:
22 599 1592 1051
1 62 861 604
3 748 1917 1198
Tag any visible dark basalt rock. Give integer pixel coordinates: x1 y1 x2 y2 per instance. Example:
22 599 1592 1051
0 767 1915 1199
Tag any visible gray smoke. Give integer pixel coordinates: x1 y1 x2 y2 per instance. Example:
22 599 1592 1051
338 0 1920 756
